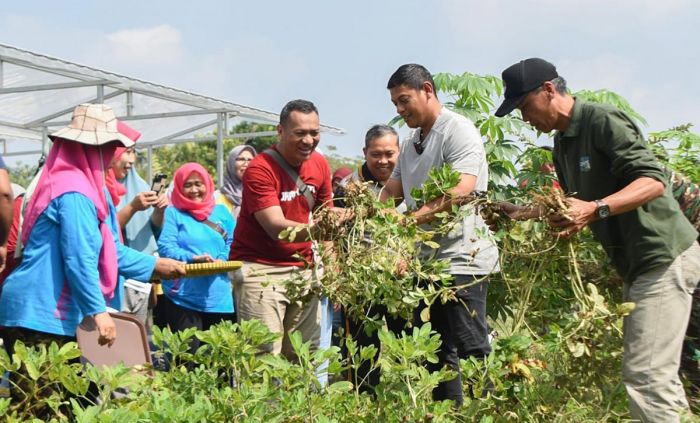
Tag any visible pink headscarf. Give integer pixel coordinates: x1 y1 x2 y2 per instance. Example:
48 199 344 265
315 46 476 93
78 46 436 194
105 169 126 206
21 138 121 301
170 163 215 221
105 122 142 206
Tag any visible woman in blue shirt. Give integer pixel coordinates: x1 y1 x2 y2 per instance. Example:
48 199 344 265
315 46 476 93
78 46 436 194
0 104 185 351
157 163 235 347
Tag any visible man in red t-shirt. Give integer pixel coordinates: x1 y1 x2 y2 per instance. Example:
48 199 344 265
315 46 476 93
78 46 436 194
230 99 333 359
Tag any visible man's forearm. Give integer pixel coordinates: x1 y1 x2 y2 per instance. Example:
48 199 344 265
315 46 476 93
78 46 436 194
379 178 404 204
413 195 459 225
319 240 335 262
413 191 486 225
601 177 664 216
255 205 315 243
268 219 314 242
379 188 399 204
515 204 545 220
412 174 478 225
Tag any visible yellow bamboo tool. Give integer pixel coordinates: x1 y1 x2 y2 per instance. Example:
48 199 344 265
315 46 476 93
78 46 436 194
153 260 243 281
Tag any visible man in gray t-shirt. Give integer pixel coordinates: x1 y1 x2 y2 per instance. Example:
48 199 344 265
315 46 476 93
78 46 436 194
392 106 499 275
381 64 498 407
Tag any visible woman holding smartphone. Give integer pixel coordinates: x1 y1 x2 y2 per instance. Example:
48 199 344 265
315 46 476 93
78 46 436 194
111 148 168 233
108 126 169 326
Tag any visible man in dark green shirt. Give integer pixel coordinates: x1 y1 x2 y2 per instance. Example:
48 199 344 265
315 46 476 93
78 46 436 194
494 58 700 423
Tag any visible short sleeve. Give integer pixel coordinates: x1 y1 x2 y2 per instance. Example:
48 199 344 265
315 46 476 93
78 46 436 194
242 162 281 213
390 141 407 181
443 120 484 176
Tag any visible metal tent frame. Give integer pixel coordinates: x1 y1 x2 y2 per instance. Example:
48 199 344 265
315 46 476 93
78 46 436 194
0 43 345 184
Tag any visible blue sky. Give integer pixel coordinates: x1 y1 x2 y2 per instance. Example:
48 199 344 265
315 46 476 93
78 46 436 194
1 0 699 159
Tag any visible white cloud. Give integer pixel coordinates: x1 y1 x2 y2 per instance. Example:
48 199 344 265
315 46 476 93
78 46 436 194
106 25 184 66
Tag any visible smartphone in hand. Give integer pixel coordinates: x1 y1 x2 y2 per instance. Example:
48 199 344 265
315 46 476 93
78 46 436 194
151 173 168 196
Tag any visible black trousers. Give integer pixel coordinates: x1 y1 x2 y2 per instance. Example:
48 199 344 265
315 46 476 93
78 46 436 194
152 294 168 329
346 276 490 404
423 276 491 407
159 295 235 353
346 305 409 393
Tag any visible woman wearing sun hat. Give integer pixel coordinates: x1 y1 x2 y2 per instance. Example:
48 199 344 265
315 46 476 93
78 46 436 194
0 103 185 352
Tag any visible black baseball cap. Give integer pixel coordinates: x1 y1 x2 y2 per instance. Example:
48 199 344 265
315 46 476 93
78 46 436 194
495 58 558 117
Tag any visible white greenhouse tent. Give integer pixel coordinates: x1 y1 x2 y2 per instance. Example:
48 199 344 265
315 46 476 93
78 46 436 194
0 43 345 184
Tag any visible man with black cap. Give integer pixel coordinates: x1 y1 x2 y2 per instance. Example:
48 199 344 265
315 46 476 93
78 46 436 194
493 58 700 423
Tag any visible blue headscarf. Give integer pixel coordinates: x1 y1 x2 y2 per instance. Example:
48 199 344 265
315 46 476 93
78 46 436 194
117 167 159 254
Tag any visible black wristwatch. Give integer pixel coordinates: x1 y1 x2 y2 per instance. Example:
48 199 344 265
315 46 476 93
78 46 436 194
594 199 610 219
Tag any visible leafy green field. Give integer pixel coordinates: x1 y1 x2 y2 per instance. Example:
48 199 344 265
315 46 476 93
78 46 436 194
2 71 698 422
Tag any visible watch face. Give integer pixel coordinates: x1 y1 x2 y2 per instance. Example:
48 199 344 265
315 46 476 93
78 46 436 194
597 205 610 219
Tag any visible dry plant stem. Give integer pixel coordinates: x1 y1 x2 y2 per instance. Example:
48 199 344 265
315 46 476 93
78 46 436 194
515 257 542 333
567 242 588 307
497 188 614 342
564 241 600 340
510 236 560 257
502 257 544 334
497 231 558 334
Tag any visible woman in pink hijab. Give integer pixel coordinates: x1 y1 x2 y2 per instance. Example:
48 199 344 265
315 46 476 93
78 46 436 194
0 104 184 353
157 163 235 350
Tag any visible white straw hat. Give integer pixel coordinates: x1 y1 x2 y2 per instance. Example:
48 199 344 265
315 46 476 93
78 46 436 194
49 103 134 147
